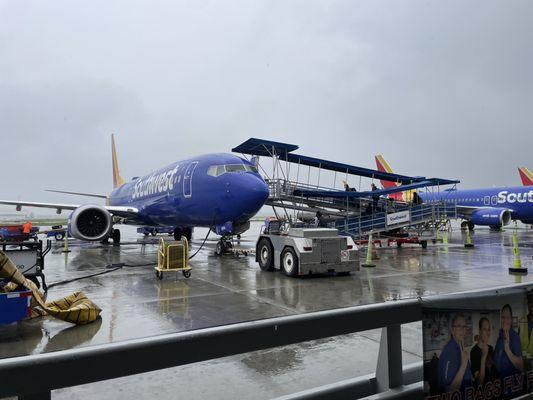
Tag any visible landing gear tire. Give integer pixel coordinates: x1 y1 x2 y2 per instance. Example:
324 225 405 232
215 240 232 256
173 228 183 241
55 233 64 241
281 247 299 277
182 270 191 278
155 270 163 280
215 240 224 256
461 221 468 230
112 229 121 245
143 232 150 237
183 227 192 241
151 229 157 236
420 240 428 249
468 222 475 231
257 238 274 271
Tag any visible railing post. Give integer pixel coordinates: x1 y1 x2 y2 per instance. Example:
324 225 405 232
19 392 51 400
375 324 403 392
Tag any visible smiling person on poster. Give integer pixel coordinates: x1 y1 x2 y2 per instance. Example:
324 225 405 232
494 304 524 395
470 317 498 386
438 314 473 393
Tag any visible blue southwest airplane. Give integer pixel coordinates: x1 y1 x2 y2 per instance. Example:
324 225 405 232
0 135 269 249
375 155 533 230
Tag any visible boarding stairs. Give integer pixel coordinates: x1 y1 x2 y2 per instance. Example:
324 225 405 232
334 203 457 238
264 178 457 239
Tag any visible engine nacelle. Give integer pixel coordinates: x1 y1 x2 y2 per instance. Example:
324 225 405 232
470 208 511 227
68 205 113 241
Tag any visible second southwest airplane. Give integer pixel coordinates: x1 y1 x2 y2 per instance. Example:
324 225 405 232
375 155 533 230
0 135 269 248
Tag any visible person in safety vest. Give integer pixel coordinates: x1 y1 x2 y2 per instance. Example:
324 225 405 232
22 221 33 235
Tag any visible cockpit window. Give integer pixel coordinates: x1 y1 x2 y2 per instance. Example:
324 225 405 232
244 165 258 173
207 164 258 177
225 164 246 173
207 166 218 177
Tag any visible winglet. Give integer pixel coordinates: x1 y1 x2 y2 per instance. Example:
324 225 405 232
112 134 125 189
518 167 533 186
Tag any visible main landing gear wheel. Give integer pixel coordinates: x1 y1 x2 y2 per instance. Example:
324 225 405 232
151 229 157 236
182 270 191 278
183 227 192 241
112 229 121 244
173 227 182 241
281 247 299 277
257 238 274 271
55 232 64 241
155 270 163 280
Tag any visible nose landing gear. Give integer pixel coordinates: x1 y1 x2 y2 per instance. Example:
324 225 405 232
215 238 233 256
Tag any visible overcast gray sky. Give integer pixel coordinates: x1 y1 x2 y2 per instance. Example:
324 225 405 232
1 0 532 205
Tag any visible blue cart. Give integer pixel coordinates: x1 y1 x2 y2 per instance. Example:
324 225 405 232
0 286 32 324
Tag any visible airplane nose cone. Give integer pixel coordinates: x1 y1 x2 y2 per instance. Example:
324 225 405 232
232 174 269 218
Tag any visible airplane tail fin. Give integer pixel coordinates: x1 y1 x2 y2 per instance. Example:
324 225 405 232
374 154 413 202
112 134 125 189
375 155 399 189
518 167 533 186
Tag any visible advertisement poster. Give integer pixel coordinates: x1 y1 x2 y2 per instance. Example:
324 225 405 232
422 288 533 399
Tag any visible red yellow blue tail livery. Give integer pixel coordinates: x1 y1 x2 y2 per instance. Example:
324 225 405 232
518 167 533 186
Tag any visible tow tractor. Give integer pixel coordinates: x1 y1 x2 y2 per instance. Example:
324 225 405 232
256 218 359 277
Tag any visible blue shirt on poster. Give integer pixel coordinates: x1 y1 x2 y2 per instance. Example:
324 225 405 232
438 338 473 393
494 328 522 384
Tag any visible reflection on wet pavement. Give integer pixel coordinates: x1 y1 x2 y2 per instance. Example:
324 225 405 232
1 224 532 399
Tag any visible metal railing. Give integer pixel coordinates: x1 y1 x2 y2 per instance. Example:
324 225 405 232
1 298 423 400
265 178 458 239
336 203 457 238
2 283 524 400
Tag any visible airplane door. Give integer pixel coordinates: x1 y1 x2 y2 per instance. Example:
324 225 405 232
484 196 490 205
183 161 198 198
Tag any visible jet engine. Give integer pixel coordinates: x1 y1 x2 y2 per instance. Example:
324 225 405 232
470 208 511 227
68 205 113 241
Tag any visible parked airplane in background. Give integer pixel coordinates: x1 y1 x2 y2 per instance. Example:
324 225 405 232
0 135 269 252
375 155 533 230
519 167 533 186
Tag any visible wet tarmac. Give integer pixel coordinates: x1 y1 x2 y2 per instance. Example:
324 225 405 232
1 223 533 399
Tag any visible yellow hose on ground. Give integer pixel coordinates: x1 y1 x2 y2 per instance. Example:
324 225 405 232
0 250 101 325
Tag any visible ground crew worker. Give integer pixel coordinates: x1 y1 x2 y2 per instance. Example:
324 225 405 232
22 221 33 235
370 183 380 210
342 180 357 192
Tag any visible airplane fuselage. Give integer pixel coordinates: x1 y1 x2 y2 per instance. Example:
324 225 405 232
420 186 533 224
109 153 269 230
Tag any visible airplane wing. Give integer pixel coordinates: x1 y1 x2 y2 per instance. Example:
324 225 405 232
0 200 79 212
0 200 139 220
